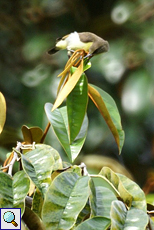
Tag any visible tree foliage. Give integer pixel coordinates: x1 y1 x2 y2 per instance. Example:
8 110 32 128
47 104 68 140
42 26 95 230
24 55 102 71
1 0 154 228
0 56 154 229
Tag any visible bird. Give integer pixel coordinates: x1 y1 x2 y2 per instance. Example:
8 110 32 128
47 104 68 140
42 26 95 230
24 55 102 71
48 31 109 58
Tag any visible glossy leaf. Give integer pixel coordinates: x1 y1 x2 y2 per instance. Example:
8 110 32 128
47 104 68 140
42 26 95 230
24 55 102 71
75 216 111 230
100 167 147 211
22 154 43 193
124 208 149 229
22 125 44 144
110 200 127 229
13 171 30 213
110 200 149 230
21 144 60 196
67 73 88 143
45 103 88 162
83 60 91 72
91 174 120 198
0 171 30 216
32 188 44 218
0 92 6 134
52 59 83 111
117 173 147 211
0 172 12 208
88 84 124 154
89 179 117 218
42 171 90 230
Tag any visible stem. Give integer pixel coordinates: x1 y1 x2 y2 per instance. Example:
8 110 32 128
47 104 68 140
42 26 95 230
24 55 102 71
2 152 14 172
8 151 18 176
1 142 22 175
40 122 51 143
8 142 22 176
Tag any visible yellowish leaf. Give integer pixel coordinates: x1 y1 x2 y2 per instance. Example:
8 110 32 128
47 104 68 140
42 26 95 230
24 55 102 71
57 74 69 95
0 92 6 134
57 58 77 78
58 49 86 78
28 179 36 196
52 59 83 111
57 50 84 95
88 84 120 151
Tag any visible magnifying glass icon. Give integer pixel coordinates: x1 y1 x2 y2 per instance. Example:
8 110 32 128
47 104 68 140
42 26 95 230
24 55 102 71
3 211 18 227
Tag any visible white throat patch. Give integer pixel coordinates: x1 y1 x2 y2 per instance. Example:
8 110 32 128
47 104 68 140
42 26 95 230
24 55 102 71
66 31 92 51
66 31 80 45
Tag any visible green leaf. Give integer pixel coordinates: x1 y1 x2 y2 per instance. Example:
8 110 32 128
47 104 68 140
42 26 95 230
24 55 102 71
67 73 88 143
88 84 124 154
0 92 6 134
21 144 59 196
91 175 120 198
0 172 13 208
13 171 30 212
42 171 90 230
117 173 147 211
32 188 44 218
110 200 127 229
22 206 45 230
75 216 111 230
89 179 117 218
100 167 147 211
124 208 149 229
45 103 88 162
110 200 149 230
0 171 30 216
60 107 88 162
83 60 91 72
49 145 63 171
22 154 42 193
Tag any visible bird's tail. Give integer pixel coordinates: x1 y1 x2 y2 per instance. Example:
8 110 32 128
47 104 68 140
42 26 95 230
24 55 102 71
48 47 60 55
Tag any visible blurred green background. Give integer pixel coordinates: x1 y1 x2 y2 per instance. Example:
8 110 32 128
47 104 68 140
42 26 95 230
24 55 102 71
0 0 154 190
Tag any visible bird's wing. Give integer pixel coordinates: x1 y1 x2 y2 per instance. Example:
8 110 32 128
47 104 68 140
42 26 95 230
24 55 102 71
78 32 96 43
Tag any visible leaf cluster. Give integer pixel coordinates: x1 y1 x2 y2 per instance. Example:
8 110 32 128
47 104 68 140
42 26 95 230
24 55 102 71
0 148 153 229
0 57 153 229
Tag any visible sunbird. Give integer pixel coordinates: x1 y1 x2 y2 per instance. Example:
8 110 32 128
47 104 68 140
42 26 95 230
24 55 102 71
48 31 109 58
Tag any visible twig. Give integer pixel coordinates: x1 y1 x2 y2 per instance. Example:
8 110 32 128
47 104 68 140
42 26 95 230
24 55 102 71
7 142 23 176
40 122 51 143
1 142 35 176
8 151 18 176
79 162 89 176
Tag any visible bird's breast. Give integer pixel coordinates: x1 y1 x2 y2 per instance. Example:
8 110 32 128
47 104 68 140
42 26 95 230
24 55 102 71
56 40 67 49
68 40 93 51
